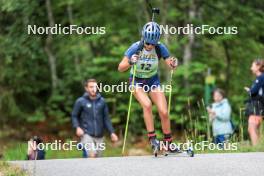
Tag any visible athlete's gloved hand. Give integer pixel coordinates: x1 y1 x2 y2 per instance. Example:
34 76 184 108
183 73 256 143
170 57 178 69
129 54 139 65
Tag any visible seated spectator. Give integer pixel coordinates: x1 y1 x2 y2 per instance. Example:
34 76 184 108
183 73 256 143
27 136 45 160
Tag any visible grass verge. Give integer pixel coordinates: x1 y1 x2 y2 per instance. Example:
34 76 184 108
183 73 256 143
0 160 27 176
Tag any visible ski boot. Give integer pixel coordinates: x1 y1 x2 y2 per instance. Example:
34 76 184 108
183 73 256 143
150 138 160 157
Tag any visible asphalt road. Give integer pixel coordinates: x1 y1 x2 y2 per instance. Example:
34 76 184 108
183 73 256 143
10 152 264 176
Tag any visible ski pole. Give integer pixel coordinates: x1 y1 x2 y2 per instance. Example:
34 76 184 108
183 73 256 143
122 64 137 155
168 58 177 115
168 69 174 115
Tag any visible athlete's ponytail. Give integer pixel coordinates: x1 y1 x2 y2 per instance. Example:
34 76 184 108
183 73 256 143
254 59 264 73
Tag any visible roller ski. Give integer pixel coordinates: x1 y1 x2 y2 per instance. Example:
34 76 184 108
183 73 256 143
150 139 194 157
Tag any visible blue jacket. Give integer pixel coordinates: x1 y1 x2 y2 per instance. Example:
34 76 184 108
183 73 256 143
71 93 114 137
250 73 264 97
211 99 233 136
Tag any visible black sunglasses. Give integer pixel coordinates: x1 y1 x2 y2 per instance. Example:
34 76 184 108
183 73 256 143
145 42 154 46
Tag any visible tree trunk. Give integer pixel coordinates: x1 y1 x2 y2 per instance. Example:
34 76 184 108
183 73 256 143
67 3 81 76
135 0 144 35
161 0 169 46
160 0 171 82
45 0 58 92
183 1 196 93
143 0 150 22
223 41 231 95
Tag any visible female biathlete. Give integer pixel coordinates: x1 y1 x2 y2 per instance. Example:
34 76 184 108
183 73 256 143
118 22 178 154
245 59 264 146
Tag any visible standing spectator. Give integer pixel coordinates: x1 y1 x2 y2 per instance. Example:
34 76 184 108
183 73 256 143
244 59 264 146
72 79 118 158
207 89 233 145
